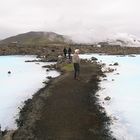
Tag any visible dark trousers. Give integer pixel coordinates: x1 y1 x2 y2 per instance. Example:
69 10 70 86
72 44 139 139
64 53 67 58
68 53 71 59
73 63 80 79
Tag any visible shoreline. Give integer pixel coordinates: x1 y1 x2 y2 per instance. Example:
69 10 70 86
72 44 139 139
2 59 114 140
1 45 140 57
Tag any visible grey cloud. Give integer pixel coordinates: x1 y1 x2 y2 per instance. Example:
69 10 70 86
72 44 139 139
0 0 140 42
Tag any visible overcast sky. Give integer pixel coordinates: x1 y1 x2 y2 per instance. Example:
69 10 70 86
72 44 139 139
0 0 140 42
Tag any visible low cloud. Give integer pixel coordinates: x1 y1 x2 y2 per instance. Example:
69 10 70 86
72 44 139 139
0 0 140 42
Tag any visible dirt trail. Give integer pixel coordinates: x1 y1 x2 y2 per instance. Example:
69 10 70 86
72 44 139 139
13 61 112 140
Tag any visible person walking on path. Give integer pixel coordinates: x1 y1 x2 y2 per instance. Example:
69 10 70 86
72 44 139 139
63 48 67 58
72 49 80 80
68 47 72 59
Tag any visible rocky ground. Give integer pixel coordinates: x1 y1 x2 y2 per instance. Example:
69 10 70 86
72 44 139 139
2 59 113 140
0 44 140 58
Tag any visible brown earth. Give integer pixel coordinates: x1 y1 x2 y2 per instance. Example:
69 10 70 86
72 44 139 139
0 44 140 58
12 60 113 140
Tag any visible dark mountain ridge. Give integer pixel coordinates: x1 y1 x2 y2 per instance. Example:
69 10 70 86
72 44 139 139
0 31 72 46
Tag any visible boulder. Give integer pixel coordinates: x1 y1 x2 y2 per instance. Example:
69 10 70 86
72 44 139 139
47 76 52 79
8 71 11 74
91 57 98 61
113 62 119 66
104 96 111 101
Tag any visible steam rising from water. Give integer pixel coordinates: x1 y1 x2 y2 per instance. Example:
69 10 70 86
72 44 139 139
0 0 140 44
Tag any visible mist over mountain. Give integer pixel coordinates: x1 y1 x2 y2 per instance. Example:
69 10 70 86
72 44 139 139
0 31 140 47
69 31 140 47
105 33 140 47
0 31 72 45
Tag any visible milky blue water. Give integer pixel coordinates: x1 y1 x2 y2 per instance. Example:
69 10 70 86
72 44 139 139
1 54 140 140
80 54 140 140
0 55 60 130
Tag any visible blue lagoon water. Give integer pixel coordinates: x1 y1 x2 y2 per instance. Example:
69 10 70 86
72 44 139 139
80 54 140 140
0 55 59 130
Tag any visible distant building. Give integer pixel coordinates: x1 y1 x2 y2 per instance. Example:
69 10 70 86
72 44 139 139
97 44 101 47
98 41 121 47
98 42 109 47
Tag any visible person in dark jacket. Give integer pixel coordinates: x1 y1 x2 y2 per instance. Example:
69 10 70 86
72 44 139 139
68 47 72 59
63 48 67 58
